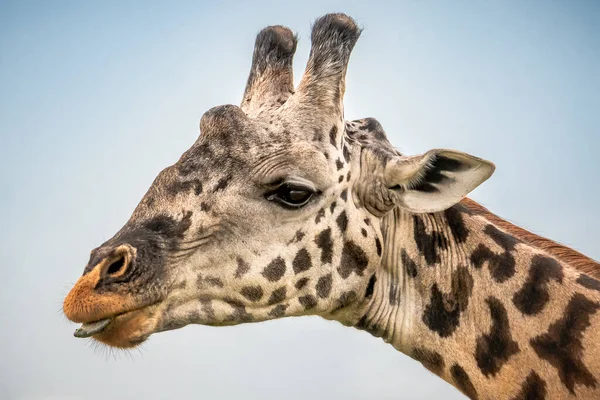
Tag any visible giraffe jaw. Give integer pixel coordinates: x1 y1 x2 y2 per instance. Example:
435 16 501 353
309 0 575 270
72 303 162 349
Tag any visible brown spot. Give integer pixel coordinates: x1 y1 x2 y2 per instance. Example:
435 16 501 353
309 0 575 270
262 257 286 282
240 286 263 302
475 297 520 377
361 228 367 237
166 179 203 197
445 206 469 243
450 266 473 312
530 293 599 393
338 240 369 279
401 249 418 278
295 277 309 290
329 125 338 147
299 295 317 310
340 188 348 201
205 276 223 287
235 257 250 278
361 275 375 299
422 266 473 337
268 304 288 318
292 248 312 274
213 175 232 192
413 215 447 265
513 255 563 315
224 298 253 323
267 287 287 305
315 228 333 264
412 348 445 375
336 211 348 232
315 208 325 224
511 371 547 400
375 237 382 256
577 273 600 292
343 144 351 162
288 230 305 244
451 364 478 400
316 273 333 298
471 224 520 283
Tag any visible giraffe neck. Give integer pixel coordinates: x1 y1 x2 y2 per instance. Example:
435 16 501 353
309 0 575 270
354 202 600 400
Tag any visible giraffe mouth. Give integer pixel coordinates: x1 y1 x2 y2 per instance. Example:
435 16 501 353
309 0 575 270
72 303 160 340
74 318 112 338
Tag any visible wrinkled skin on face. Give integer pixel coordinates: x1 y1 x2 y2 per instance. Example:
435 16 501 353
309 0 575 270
63 14 494 349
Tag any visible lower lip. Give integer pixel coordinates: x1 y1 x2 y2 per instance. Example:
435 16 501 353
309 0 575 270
73 318 112 338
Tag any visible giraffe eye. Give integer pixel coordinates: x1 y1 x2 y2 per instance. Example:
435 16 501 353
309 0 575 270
266 183 314 209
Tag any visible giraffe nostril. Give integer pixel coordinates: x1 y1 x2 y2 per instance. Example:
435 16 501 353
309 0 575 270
95 245 134 280
107 256 126 276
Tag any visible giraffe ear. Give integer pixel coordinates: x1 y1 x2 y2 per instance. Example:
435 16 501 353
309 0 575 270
383 149 495 214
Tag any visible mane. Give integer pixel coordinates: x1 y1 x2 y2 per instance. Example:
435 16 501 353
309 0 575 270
460 197 600 279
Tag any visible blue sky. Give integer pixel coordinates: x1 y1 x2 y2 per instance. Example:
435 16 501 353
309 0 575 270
1 1 598 399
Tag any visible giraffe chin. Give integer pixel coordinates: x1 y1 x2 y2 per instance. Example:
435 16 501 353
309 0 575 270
84 305 160 349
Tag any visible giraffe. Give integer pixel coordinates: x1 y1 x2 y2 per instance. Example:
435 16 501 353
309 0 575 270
62 13 600 400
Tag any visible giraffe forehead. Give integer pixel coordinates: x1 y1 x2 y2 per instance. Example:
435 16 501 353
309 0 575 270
199 104 341 148
170 134 340 189
159 105 352 192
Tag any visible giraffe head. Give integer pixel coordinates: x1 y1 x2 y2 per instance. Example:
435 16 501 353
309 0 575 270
63 14 495 349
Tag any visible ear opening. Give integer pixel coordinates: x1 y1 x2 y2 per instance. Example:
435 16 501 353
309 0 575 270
386 149 495 214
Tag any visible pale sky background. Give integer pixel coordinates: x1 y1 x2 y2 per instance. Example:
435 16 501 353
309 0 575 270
1 1 599 399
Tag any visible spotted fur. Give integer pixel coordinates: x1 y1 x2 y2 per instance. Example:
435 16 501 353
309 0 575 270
512 371 547 400
530 294 599 393
513 255 563 315
62 13 600 400
475 297 520 376
471 224 520 282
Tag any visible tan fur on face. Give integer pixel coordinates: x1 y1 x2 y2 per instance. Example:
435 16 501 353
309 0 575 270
63 261 136 323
